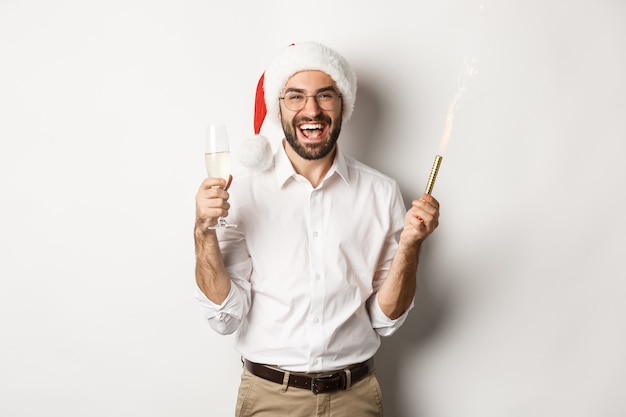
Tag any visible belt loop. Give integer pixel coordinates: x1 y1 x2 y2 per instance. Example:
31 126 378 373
280 370 290 392
344 368 352 391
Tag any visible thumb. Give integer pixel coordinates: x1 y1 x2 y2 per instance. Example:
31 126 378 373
224 174 233 191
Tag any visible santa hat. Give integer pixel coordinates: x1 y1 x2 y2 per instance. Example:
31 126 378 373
238 41 358 171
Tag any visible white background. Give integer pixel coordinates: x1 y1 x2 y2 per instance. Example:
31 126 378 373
1 1 625 416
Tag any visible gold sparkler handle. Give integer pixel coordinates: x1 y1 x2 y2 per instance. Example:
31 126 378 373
424 155 443 195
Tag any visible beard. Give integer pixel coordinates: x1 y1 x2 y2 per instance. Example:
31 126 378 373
282 113 342 161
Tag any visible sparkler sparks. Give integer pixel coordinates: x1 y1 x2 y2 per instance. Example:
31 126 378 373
424 57 477 194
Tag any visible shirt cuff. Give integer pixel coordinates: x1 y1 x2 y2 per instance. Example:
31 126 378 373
369 292 414 337
194 284 242 321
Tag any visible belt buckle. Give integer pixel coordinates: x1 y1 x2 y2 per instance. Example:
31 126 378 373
310 373 343 395
310 377 321 395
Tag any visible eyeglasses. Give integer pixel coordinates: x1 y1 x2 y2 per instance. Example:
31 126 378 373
279 91 342 112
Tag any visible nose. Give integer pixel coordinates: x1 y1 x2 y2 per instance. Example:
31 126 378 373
301 95 322 115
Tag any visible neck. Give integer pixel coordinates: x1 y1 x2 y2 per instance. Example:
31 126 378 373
283 140 337 188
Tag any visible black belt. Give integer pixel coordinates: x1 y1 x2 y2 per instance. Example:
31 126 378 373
243 358 374 394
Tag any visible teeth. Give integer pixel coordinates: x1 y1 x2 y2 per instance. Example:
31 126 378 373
300 123 323 130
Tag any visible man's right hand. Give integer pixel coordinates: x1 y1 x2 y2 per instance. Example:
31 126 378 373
195 176 232 231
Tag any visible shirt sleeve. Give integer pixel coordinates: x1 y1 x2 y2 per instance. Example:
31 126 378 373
368 181 414 337
368 292 414 336
194 257 252 335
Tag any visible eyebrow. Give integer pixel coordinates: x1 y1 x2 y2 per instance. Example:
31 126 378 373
283 86 338 94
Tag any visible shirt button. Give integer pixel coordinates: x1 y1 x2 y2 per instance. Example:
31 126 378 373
315 274 321 281
313 316 319 324
313 231 319 237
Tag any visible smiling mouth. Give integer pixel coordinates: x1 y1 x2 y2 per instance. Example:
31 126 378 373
299 123 325 140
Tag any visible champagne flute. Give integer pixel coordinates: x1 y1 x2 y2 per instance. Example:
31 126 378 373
205 125 237 229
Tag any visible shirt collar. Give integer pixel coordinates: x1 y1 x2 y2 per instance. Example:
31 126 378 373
274 140 351 188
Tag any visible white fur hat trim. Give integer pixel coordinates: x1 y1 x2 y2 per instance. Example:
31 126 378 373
264 41 357 123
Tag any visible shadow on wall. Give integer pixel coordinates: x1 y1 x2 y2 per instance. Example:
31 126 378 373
350 78 451 417
376 256 450 417
340 76 383 164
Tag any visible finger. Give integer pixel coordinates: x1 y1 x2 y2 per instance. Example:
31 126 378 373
410 204 434 223
199 177 228 191
414 195 439 210
196 198 230 222
413 201 440 222
200 193 230 208
195 187 230 217
202 186 229 200
410 206 438 230
224 174 233 191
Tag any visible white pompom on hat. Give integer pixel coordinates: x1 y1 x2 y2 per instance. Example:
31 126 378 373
238 41 358 171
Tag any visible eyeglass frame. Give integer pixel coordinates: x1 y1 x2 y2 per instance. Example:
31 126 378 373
279 88 343 112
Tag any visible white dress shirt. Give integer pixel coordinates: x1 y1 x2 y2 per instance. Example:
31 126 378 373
195 143 414 372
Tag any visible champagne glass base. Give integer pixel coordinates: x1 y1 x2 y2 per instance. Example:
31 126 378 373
208 224 238 230
208 217 238 230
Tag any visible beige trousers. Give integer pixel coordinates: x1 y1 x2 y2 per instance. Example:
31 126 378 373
235 367 384 417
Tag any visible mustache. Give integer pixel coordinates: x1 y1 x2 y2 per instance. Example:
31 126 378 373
293 114 332 125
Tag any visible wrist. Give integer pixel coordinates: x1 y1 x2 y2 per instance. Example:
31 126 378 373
194 222 218 250
194 219 216 235
397 238 421 259
399 231 422 249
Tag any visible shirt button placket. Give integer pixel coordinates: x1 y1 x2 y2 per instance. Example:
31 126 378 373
309 190 325 371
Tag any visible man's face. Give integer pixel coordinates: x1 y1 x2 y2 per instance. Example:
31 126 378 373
279 70 343 161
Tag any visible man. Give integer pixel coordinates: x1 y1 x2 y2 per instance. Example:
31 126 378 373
194 41 440 417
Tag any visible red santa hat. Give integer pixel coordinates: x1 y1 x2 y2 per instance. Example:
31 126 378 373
238 41 357 171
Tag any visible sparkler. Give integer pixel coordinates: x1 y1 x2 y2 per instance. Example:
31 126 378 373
424 155 443 195
423 57 476 195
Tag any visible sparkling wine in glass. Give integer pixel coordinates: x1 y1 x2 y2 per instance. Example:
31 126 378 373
205 125 237 229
